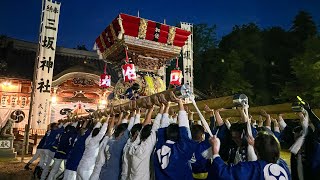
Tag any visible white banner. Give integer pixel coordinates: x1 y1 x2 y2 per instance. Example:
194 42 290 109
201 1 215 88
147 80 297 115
180 23 194 93
30 0 61 129
50 102 97 122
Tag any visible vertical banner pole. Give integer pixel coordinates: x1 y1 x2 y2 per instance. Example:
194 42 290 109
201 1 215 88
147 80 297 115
22 0 61 161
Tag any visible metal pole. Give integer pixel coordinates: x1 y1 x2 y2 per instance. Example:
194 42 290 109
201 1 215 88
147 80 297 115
21 0 45 162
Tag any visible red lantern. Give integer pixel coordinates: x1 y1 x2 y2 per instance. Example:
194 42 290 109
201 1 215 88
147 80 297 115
170 69 182 86
122 63 137 82
99 73 111 88
170 57 182 86
100 63 111 88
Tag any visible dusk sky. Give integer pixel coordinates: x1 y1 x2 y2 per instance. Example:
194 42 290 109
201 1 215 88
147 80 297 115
1 0 319 49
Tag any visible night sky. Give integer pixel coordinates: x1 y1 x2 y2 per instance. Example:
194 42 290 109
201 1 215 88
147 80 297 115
0 0 319 49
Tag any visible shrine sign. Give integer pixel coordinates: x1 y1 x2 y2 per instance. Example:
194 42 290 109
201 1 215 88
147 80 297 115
30 0 61 129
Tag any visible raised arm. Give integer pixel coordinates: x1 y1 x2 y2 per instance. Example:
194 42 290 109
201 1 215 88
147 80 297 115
272 118 280 133
277 114 287 131
93 116 110 141
122 111 131 124
215 109 225 126
159 94 170 128
107 115 115 137
290 110 309 154
143 106 154 126
134 108 141 125
127 110 136 131
261 110 271 130
177 99 188 128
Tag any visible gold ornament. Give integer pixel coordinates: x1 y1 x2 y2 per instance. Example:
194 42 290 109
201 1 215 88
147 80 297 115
167 27 176 45
138 18 148 39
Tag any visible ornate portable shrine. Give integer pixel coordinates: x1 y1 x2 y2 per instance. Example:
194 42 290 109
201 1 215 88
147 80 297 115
95 13 191 102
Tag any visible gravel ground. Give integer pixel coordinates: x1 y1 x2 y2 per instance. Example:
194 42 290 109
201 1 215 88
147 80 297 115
0 157 33 180
0 151 291 180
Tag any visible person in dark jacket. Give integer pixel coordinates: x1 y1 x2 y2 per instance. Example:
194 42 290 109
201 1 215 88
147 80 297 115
24 129 49 170
47 125 78 180
40 121 65 180
63 120 92 180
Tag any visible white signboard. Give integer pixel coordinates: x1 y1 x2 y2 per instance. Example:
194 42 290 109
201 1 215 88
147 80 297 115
30 0 61 129
0 140 11 149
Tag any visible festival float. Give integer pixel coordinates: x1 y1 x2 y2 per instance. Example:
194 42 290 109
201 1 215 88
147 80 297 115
92 13 319 122
94 13 191 107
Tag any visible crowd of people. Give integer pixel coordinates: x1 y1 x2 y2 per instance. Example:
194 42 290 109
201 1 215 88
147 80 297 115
24 92 320 180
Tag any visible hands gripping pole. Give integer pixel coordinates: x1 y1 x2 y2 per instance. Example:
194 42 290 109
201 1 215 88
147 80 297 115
180 84 213 137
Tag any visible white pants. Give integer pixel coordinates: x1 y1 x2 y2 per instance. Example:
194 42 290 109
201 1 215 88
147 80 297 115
63 169 77 180
47 158 65 180
77 169 94 180
40 149 55 180
28 148 45 168
89 167 102 180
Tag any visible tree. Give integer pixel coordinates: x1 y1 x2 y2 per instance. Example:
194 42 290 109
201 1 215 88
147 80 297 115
219 50 253 97
261 27 297 103
192 24 218 90
291 11 317 42
290 37 320 105
218 23 271 105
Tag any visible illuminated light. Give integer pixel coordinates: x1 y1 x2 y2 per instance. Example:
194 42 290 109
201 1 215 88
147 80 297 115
51 96 57 103
101 99 107 105
2 81 12 86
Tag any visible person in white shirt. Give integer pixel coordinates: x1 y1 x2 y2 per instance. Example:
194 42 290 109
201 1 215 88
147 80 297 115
99 109 137 180
76 116 109 180
89 114 119 180
120 110 142 180
128 99 166 180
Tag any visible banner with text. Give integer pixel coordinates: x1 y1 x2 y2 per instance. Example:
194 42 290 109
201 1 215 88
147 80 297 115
31 0 60 129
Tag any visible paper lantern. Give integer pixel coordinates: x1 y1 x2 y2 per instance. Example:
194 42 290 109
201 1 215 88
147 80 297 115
170 69 182 86
99 73 111 88
122 63 137 82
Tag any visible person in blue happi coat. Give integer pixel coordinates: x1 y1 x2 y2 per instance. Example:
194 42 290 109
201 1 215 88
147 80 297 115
208 131 291 180
40 120 65 180
63 120 92 180
47 124 78 180
24 127 49 171
153 92 198 180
